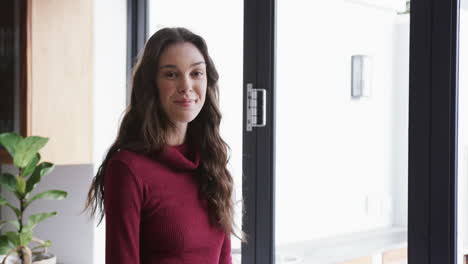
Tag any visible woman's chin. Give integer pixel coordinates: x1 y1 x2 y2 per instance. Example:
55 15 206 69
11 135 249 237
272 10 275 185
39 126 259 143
171 115 199 125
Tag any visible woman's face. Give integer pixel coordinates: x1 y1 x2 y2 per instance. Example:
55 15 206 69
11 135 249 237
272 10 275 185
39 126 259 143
156 42 208 128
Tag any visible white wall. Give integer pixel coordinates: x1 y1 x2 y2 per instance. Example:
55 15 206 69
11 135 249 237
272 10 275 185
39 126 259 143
392 15 410 228
92 0 127 263
275 0 408 245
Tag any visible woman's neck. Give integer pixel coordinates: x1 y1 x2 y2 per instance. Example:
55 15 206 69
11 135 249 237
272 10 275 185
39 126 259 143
166 123 188 146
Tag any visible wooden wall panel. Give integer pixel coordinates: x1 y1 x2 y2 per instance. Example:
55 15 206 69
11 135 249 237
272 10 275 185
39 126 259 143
29 0 93 164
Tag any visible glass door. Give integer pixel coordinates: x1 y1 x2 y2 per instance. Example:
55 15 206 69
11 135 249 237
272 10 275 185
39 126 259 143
275 1 410 263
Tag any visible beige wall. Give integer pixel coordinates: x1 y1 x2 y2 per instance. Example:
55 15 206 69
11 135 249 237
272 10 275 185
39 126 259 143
29 0 93 165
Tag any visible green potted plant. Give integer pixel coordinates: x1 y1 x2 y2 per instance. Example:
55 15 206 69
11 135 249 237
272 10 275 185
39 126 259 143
0 132 67 264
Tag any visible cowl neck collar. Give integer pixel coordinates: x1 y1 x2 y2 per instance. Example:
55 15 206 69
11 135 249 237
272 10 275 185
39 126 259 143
157 144 200 171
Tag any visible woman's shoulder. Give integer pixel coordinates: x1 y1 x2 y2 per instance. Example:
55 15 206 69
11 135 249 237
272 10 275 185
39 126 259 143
106 149 169 186
108 149 155 171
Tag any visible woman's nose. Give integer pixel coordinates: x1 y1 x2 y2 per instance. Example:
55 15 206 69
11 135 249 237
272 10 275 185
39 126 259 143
177 76 192 93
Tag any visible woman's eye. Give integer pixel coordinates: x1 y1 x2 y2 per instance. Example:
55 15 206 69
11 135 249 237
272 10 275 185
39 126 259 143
164 72 177 78
192 71 204 77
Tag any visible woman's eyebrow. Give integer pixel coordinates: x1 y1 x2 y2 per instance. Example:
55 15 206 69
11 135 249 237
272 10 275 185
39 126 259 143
159 61 206 69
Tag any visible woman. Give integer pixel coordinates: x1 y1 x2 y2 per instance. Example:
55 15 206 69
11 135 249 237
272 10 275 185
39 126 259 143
84 27 244 264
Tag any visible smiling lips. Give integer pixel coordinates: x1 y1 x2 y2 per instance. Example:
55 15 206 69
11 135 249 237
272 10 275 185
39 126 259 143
174 99 197 107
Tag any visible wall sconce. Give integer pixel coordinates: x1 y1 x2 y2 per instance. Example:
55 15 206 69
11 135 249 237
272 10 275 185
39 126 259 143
351 55 372 98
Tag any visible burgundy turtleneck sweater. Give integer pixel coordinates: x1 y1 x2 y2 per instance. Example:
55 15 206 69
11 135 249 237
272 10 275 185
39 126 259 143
104 144 232 264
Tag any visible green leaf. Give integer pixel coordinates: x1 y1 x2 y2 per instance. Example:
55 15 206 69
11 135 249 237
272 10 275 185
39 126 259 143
0 173 18 192
7 220 20 231
19 231 32 246
25 162 54 194
21 153 40 177
0 133 22 158
5 204 21 218
13 136 48 168
0 220 8 229
25 190 67 209
16 176 26 195
0 235 14 255
0 195 21 218
0 196 8 206
31 240 51 251
23 212 57 232
5 232 19 247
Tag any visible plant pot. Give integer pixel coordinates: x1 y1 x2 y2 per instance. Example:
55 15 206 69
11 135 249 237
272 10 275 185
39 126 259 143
31 252 56 264
0 252 56 264
0 255 19 264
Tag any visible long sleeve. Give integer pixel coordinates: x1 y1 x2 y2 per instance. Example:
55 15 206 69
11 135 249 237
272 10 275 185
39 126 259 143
219 234 232 264
104 159 143 264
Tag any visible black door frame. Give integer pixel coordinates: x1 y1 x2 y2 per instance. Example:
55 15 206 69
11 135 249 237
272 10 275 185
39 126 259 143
129 0 461 263
242 0 276 263
408 0 460 263
126 0 147 105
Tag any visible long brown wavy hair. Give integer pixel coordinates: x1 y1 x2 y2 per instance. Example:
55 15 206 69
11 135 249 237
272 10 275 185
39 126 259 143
84 27 245 241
